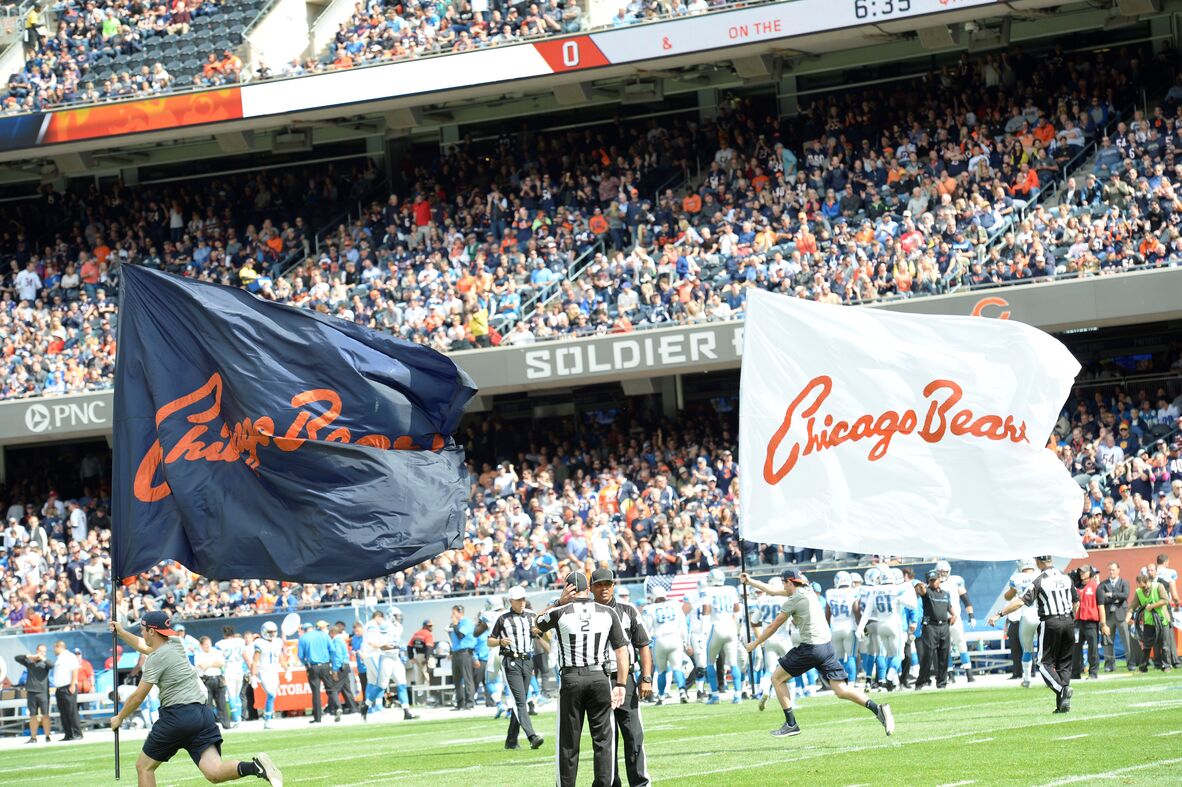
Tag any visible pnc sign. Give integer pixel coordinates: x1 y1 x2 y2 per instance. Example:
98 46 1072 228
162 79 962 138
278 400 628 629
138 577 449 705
21 398 109 435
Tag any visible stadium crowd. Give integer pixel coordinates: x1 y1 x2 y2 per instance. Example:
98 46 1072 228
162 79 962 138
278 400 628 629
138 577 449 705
6 44 1180 390
3 0 233 112
1 375 1180 633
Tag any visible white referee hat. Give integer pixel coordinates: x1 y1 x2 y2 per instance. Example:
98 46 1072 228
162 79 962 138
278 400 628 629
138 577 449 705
507 586 527 601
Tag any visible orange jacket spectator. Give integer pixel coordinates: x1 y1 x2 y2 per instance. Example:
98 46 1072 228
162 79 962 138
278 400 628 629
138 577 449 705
1012 167 1040 197
682 193 702 213
588 212 609 234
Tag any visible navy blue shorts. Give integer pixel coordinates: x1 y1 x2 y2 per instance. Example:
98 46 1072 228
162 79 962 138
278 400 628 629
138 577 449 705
143 703 222 766
778 641 848 683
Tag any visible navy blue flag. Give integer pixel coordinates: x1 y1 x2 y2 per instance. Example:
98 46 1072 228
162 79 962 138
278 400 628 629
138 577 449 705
112 265 477 583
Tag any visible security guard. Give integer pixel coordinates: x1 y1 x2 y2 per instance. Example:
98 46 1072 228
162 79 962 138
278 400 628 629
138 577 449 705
590 569 652 787
489 586 544 751
915 570 954 689
989 556 1079 713
536 572 629 787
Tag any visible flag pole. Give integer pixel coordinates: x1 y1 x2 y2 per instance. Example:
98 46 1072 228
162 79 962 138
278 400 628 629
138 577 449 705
112 573 121 780
112 265 124 780
737 536 756 696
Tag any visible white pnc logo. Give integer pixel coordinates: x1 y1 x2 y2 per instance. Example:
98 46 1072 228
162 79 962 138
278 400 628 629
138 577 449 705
22 399 108 434
25 404 52 433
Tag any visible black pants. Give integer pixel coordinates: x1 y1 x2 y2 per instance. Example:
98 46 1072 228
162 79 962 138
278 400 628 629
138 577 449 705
1038 615 1075 698
475 658 490 705
918 623 949 688
241 679 258 720
1072 620 1100 678
201 676 229 727
358 668 368 697
611 673 648 787
503 655 538 746
1007 620 1023 678
306 663 334 720
55 687 82 739
1139 622 1168 670
452 649 475 708
328 666 359 713
558 666 615 787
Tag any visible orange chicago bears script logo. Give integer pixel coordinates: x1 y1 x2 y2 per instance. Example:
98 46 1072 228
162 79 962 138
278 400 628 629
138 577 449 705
134 373 441 503
762 375 1029 485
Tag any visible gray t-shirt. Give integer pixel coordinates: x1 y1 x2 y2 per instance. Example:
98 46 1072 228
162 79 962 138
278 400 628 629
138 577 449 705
142 638 207 707
780 588 831 645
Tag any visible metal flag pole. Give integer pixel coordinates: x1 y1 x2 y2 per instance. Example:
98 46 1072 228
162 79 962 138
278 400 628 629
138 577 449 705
738 535 756 696
112 573 121 780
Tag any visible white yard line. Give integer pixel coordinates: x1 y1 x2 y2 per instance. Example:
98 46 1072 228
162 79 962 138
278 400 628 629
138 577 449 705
1034 757 1182 786
664 707 1152 782
966 737 994 744
1054 734 1089 740
1156 730 1182 737
935 781 976 787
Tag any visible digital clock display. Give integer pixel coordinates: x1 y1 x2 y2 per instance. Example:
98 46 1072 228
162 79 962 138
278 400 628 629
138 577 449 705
855 0 913 19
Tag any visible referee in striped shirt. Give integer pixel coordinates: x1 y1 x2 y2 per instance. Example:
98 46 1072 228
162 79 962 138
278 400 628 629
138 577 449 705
536 572 629 787
489 586 544 751
989 556 1079 713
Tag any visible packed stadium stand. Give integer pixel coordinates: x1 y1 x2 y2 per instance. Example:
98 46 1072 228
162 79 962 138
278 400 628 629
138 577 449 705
0 2 1180 638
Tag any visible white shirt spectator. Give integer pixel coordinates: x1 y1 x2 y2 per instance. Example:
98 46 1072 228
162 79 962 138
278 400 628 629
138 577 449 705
69 505 88 543
16 268 41 302
51 649 80 688
3 520 28 549
1157 402 1180 424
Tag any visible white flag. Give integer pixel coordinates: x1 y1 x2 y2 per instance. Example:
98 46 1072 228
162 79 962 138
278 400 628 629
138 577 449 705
739 290 1086 560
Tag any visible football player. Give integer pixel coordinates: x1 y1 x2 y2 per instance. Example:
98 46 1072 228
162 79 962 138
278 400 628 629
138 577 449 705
215 626 247 727
936 560 976 682
702 568 743 704
825 572 858 684
854 567 883 689
362 608 418 720
750 577 792 710
475 595 508 717
250 622 290 730
645 588 689 704
1002 558 1039 687
684 578 711 701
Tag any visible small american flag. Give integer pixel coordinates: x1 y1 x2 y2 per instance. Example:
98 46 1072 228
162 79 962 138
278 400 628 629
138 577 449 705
644 572 706 602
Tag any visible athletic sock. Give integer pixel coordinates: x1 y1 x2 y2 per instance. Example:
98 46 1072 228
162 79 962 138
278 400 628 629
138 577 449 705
237 761 262 777
396 685 409 706
783 708 796 726
865 699 879 715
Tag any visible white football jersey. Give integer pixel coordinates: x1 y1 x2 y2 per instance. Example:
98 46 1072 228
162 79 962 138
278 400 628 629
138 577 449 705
865 584 907 623
945 575 966 616
216 635 247 676
646 600 687 642
253 637 284 672
363 619 402 658
825 587 857 627
1007 571 1037 622
704 585 740 629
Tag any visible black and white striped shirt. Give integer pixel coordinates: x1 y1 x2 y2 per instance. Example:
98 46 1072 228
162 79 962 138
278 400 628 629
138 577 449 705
606 600 651 672
1021 568 1079 618
536 598 626 669
489 609 537 658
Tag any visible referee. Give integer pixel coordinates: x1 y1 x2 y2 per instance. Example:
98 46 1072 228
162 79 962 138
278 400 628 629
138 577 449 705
590 569 653 787
989 556 1080 713
489 586 545 751
110 612 283 786
536 572 629 787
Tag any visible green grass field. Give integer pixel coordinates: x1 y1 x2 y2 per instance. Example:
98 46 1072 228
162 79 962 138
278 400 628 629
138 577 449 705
5 673 1180 786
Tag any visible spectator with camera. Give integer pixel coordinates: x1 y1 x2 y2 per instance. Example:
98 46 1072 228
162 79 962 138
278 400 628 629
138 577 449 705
1071 564 1102 680
1133 570 1172 671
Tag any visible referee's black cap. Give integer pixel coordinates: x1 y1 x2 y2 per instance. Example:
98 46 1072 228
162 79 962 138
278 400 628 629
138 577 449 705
565 572 590 591
926 569 940 582
590 568 616 585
